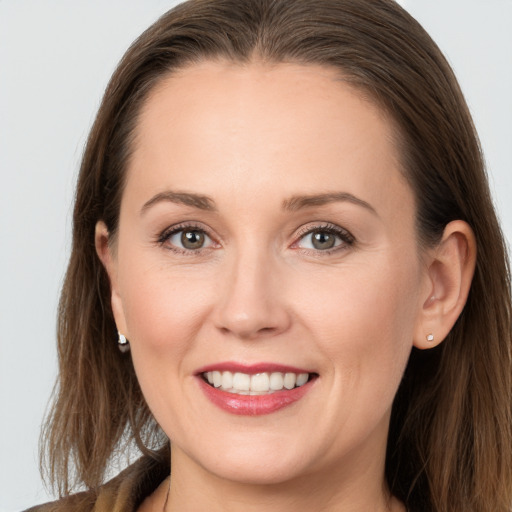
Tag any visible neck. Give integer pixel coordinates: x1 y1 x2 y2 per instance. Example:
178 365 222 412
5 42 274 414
164 445 404 512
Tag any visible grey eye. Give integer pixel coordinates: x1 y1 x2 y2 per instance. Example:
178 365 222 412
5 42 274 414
298 230 342 251
181 230 205 249
168 229 212 250
310 231 337 250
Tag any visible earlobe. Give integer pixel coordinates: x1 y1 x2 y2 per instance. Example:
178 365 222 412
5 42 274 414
94 221 128 335
413 220 476 350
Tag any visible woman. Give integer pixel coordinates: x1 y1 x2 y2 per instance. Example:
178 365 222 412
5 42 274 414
28 0 512 511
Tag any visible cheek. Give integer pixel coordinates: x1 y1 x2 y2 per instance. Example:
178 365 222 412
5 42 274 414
120 253 208 334
116 257 217 431
116 254 216 382
304 256 419 334
297 252 422 401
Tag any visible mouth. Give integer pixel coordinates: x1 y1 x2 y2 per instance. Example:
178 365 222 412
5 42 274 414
202 370 314 395
196 364 318 415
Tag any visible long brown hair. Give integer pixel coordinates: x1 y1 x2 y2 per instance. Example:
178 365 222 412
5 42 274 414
42 1 512 510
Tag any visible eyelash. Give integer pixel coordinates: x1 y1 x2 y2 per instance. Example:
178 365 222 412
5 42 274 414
157 222 217 255
156 222 355 256
293 223 355 255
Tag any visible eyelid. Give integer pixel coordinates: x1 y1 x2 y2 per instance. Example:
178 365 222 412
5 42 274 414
155 220 355 255
157 221 219 253
292 222 355 253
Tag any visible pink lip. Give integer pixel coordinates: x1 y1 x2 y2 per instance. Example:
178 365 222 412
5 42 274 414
195 362 317 416
195 361 312 375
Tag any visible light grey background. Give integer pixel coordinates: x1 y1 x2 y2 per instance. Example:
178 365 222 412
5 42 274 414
1 1 511 510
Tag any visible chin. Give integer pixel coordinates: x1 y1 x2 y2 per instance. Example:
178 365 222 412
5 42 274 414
202 455 309 486
178 435 315 486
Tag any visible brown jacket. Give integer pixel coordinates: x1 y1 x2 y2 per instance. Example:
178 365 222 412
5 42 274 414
24 452 169 512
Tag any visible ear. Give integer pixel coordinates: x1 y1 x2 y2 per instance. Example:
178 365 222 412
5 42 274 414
95 221 128 335
413 220 476 350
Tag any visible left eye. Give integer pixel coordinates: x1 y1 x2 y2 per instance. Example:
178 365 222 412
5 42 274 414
296 228 349 251
167 229 213 250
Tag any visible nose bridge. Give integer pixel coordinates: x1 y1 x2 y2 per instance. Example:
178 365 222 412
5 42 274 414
214 240 289 339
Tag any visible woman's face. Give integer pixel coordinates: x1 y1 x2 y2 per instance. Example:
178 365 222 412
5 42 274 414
104 62 432 486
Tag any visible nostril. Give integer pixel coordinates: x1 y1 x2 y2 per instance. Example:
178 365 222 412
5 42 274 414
213 284 292 339
217 323 280 340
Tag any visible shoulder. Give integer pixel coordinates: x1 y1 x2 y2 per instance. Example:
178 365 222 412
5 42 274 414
23 490 97 512
24 448 170 512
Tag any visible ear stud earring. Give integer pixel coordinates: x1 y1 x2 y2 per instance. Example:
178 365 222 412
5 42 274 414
426 333 434 342
118 331 130 353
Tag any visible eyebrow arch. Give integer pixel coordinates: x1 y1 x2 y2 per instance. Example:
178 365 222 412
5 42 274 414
282 192 377 215
141 191 217 214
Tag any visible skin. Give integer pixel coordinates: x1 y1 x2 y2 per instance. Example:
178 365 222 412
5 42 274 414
96 61 476 511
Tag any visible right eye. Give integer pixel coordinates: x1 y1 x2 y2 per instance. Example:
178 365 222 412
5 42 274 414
159 225 216 253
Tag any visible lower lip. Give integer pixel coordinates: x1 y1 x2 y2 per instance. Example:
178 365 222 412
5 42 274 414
197 377 315 416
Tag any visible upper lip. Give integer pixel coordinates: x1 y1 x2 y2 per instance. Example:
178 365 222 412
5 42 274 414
195 362 314 375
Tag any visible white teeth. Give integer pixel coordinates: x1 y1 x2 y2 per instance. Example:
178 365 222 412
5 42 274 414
203 370 311 394
233 372 250 391
221 371 233 389
212 371 222 388
251 373 270 392
269 372 284 390
296 373 309 386
284 372 296 390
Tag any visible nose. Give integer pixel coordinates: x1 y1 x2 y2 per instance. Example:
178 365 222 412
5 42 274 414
213 250 291 340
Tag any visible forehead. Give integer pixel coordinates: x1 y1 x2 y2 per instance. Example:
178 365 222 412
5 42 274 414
127 60 412 222
134 61 395 163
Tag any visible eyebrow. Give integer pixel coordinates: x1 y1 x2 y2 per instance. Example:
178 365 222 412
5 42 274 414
141 191 217 214
140 190 377 216
282 192 377 215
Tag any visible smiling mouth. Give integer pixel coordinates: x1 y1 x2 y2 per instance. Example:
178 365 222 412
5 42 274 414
202 371 316 395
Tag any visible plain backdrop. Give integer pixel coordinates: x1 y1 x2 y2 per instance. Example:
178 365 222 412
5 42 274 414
1 1 511 510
